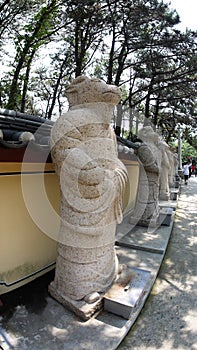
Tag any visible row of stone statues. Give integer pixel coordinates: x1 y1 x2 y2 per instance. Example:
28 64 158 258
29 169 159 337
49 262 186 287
129 125 178 227
48 76 178 319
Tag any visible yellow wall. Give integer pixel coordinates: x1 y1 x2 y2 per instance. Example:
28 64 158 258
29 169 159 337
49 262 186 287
0 172 60 293
0 157 139 294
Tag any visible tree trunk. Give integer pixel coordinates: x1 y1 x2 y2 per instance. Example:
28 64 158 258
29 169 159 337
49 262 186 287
115 103 123 136
21 49 36 113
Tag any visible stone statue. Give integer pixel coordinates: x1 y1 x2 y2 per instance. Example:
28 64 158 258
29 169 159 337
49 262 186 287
130 126 161 227
168 151 179 187
158 140 171 201
49 76 127 318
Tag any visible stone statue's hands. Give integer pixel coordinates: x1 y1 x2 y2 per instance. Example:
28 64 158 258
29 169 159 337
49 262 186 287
78 161 106 186
78 163 115 200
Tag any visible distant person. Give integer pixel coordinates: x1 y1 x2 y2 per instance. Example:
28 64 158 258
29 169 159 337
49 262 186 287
183 162 190 185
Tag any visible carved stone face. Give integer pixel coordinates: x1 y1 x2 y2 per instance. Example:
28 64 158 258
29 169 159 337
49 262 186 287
66 76 121 107
138 126 159 143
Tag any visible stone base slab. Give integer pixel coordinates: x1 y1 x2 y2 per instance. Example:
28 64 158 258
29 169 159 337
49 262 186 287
104 267 151 319
159 207 173 226
170 189 179 200
49 282 103 321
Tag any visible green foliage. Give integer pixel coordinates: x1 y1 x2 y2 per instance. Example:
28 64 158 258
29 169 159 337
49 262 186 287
0 0 196 134
181 141 197 163
170 129 197 162
182 127 197 151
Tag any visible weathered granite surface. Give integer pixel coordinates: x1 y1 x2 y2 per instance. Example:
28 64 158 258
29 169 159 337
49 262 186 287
130 126 161 227
158 140 171 201
168 151 179 188
49 76 128 318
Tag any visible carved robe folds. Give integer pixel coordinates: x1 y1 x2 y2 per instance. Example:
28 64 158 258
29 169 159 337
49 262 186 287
130 126 161 227
49 76 127 309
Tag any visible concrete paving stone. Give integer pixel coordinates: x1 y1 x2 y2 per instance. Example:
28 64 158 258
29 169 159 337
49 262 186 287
116 213 174 254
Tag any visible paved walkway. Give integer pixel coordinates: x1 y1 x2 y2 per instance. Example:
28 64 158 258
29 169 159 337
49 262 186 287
118 176 197 350
1 177 196 350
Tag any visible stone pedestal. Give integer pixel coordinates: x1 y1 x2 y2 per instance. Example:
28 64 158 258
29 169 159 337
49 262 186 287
104 266 151 319
170 180 180 189
49 282 103 321
159 207 173 226
170 189 179 200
